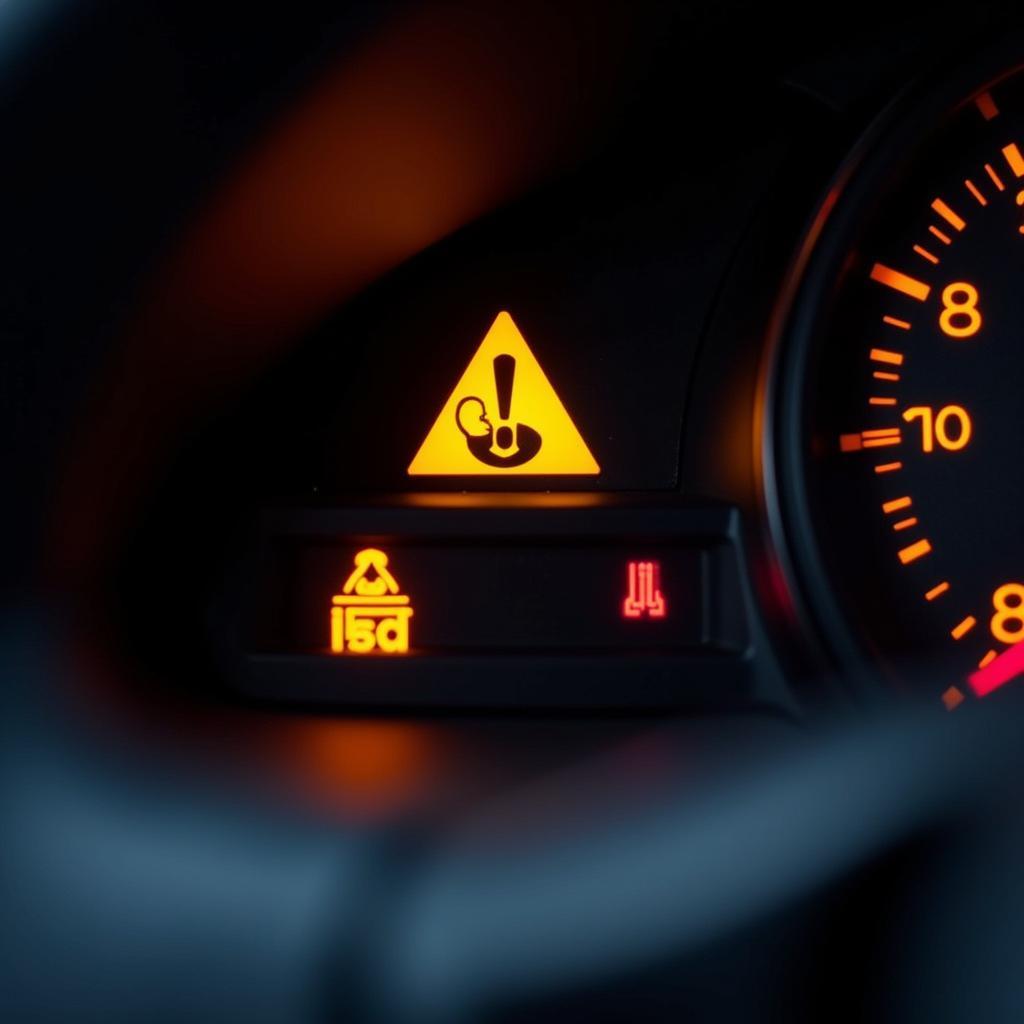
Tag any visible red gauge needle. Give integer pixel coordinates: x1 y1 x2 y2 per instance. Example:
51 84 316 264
968 641 1024 697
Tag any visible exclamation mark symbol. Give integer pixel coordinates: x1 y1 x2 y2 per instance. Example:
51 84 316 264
493 354 516 451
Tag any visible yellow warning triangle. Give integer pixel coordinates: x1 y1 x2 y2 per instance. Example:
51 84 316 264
407 311 599 476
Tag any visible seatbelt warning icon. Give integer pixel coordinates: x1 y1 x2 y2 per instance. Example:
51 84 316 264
407 311 599 476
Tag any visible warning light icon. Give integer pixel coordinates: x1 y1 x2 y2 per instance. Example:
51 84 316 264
622 560 666 619
330 548 413 655
407 311 599 476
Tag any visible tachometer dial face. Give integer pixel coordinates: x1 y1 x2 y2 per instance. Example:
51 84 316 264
773 54 1024 707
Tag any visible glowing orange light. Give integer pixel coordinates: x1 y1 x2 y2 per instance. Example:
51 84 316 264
870 348 905 366
1003 142 1024 177
281 719 442 818
870 263 931 301
862 428 901 448
986 163 1006 190
925 581 950 601
942 686 965 711
623 560 666 619
330 548 413 655
931 198 966 231
951 615 977 640
902 405 972 452
407 311 599 476
991 583 1024 645
839 429 901 451
898 538 932 565
965 179 987 206
939 282 982 338
882 496 912 514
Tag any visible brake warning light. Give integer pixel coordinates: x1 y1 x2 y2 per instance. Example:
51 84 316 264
407 311 599 476
330 548 413 655
623 560 666 619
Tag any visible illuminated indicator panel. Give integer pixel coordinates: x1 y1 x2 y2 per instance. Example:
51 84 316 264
250 542 726 655
408 311 599 476
231 504 750 706
330 549 413 654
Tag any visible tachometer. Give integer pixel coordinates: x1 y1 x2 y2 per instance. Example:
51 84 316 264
769 47 1024 707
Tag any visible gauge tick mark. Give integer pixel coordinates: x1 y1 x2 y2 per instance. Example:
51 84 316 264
976 91 999 120
898 539 932 564
1003 142 1024 177
951 615 977 640
870 264 930 301
931 199 966 231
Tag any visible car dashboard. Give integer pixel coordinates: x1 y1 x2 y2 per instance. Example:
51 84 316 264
5 2 1024 1021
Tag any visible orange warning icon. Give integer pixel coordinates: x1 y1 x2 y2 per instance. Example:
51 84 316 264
330 549 413 655
407 311 599 476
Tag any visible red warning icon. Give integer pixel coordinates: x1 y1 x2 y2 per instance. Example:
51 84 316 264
622 560 666 619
